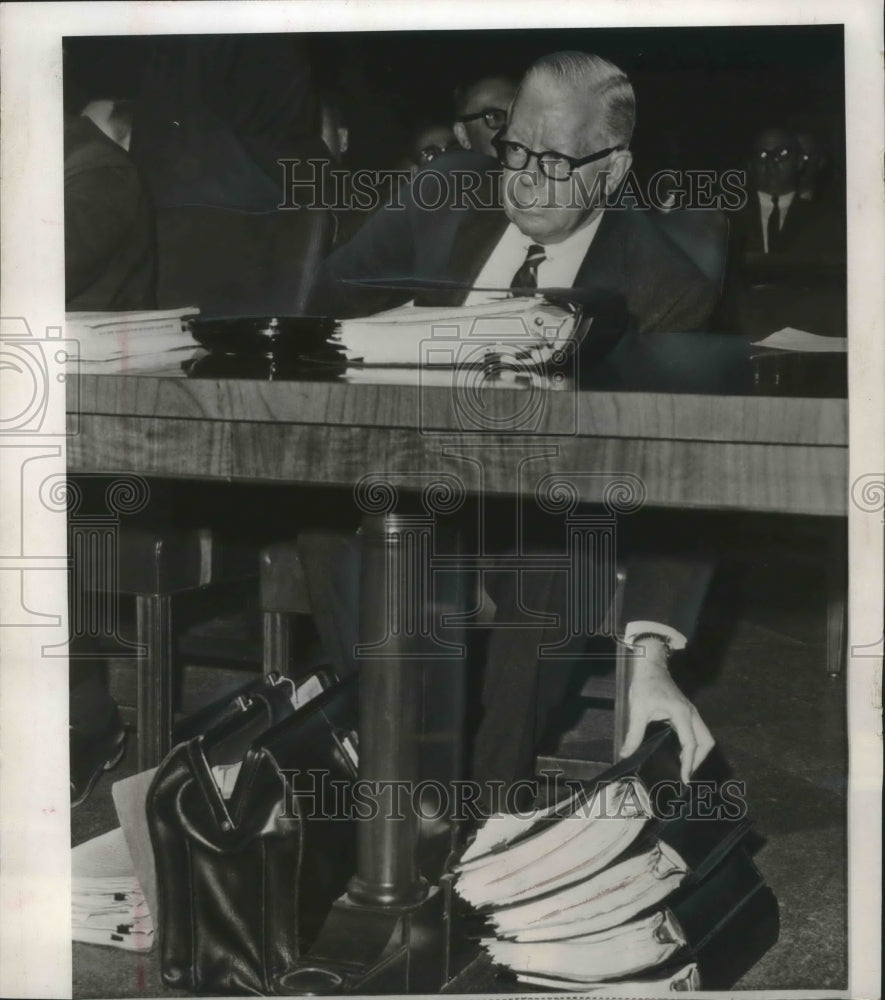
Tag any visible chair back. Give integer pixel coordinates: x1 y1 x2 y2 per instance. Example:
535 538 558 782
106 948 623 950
155 205 332 316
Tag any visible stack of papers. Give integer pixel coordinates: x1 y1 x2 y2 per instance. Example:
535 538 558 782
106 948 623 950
454 778 652 909
752 327 847 352
483 910 687 983
65 307 199 369
451 777 712 987
332 298 577 367
72 827 154 952
515 961 701 994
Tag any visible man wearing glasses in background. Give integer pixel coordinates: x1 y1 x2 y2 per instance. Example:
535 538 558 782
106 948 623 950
452 74 517 158
311 51 718 801
719 125 846 335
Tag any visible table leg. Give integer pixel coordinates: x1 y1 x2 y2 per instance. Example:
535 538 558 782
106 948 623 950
282 511 469 994
347 512 428 907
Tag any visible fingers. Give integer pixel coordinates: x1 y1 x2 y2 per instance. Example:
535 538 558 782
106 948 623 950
678 708 716 783
667 704 698 784
691 711 716 771
618 712 647 760
619 678 716 783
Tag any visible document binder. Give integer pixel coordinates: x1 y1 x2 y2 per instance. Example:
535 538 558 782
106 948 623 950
455 725 778 989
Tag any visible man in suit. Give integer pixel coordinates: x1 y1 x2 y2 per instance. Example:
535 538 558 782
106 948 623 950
64 103 156 312
732 127 844 259
718 126 846 335
312 52 717 804
312 52 718 335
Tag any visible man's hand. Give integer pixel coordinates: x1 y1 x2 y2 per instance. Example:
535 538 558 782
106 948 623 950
618 637 714 783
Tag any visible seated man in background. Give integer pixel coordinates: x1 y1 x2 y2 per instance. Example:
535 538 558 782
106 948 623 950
453 74 518 158
64 62 155 802
312 51 718 805
719 125 846 336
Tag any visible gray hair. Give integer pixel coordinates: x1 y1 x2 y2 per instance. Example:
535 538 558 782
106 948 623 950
521 51 636 148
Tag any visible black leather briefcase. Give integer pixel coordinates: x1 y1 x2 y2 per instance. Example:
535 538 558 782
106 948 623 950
147 675 358 995
171 667 335 748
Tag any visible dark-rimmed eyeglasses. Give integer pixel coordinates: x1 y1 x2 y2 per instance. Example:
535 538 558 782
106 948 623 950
455 107 508 131
415 139 461 166
492 134 624 181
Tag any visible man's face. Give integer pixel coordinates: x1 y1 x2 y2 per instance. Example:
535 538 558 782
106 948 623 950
749 128 805 196
458 77 517 157
499 79 628 245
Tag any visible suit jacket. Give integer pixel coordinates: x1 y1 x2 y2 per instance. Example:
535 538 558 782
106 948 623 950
64 114 156 311
716 188 846 335
311 150 719 338
730 190 845 262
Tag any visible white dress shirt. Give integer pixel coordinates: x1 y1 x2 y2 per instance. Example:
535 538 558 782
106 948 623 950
464 213 604 304
757 189 795 253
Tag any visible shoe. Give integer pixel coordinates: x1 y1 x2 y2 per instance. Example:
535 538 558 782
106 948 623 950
70 713 126 808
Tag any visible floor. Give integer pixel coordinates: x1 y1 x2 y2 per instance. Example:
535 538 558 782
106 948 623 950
71 549 847 996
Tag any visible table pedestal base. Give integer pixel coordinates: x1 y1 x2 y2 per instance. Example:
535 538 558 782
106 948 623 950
281 881 476 995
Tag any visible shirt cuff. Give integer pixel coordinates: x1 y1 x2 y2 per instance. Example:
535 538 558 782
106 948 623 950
623 620 688 651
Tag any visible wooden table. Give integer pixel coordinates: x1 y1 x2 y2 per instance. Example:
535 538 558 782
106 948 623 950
66 353 848 990
68 363 847 516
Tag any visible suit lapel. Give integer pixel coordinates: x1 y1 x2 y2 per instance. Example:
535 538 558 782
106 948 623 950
573 208 626 293
778 196 806 247
414 204 509 307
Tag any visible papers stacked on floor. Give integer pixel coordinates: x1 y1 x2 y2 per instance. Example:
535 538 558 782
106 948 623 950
483 910 687 983
65 307 199 370
332 298 577 367
487 841 688 940
454 778 652 910
451 775 720 990
72 827 154 952
515 961 701 994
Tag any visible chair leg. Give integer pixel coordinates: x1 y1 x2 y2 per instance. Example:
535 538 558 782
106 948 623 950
612 566 629 758
135 593 174 771
826 525 848 677
613 641 631 759
263 610 295 679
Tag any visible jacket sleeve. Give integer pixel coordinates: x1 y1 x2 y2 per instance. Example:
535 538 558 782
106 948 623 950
620 553 715 645
64 163 145 303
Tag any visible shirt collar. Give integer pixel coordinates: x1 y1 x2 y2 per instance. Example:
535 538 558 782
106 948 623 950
516 211 604 260
758 189 796 210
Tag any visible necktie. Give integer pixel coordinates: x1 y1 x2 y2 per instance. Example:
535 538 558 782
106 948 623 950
510 243 547 295
766 195 780 253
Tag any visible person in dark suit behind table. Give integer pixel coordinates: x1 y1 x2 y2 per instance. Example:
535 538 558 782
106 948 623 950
311 52 718 803
64 104 156 311
730 126 844 259
718 126 846 335
63 84 152 803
